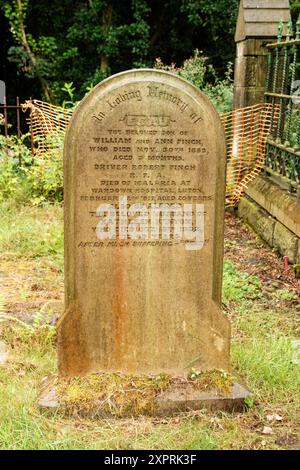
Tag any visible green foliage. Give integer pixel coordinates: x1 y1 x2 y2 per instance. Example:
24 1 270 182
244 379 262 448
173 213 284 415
205 63 234 113
155 49 207 90
272 288 298 302
0 132 32 202
0 201 63 262
2 0 56 99
222 260 262 304
2 0 238 103
61 82 77 108
154 51 233 112
24 148 64 205
0 115 63 204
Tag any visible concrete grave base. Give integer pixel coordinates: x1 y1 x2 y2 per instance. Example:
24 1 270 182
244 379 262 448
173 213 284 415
156 382 251 415
38 373 251 417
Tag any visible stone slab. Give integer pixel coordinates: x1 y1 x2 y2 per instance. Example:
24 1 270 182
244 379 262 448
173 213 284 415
273 221 299 264
38 381 251 417
239 194 300 264
245 176 300 238
238 196 275 246
237 39 268 58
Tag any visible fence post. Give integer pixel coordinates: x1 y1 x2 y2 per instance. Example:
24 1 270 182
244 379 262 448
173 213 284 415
3 95 8 138
29 96 34 157
16 96 22 165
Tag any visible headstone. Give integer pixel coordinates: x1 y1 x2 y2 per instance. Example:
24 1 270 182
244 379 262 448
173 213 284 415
234 0 290 108
58 69 230 378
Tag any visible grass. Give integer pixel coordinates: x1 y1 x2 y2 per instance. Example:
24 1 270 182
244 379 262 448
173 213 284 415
0 200 299 450
0 200 63 269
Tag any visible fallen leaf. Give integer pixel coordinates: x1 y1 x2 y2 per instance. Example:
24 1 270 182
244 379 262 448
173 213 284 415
262 426 273 435
266 413 283 422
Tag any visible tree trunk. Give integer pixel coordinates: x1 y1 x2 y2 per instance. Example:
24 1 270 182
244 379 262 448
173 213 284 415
101 1 113 72
16 0 51 101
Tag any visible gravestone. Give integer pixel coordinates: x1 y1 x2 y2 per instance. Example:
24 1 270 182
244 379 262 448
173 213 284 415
58 69 230 379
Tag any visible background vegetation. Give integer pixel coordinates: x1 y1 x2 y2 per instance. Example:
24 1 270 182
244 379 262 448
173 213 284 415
1 0 239 103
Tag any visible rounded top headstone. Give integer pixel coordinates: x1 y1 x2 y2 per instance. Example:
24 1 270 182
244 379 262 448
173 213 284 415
60 69 229 378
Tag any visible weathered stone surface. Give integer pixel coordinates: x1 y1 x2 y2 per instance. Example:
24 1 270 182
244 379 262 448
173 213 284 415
234 0 290 108
246 176 300 238
238 193 300 264
156 382 250 414
273 222 299 264
38 376 251 416
58 69 230 378
235 0 290 43
234 87 266 109
238 196 275 246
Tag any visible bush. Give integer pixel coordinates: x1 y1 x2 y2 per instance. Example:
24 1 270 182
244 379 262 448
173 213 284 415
0 132 33 203
154 50 233 113
23 133 64 204
0 131 63 205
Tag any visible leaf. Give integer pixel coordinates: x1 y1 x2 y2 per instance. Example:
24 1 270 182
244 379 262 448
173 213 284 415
266 413 283 422
262 426 273 435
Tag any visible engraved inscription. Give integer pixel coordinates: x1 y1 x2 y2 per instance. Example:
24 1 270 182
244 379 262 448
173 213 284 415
79 82 213 249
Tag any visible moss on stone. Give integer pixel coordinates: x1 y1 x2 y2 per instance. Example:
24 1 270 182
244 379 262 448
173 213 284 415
57 372 172 417
188 368 235 395
55 369 236 417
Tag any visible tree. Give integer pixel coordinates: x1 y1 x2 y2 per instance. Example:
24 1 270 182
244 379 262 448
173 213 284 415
2 0 239 103
2 0 54 100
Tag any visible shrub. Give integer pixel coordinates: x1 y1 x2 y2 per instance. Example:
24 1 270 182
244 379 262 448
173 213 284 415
0 132 33 203
23 134 64 204
0 132 63 205
154 50 233 113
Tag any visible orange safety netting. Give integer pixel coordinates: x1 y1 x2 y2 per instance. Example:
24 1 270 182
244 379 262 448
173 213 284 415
22 100 278 207
220 102 279 206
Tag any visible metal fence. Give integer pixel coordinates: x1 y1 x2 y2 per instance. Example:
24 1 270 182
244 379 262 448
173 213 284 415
0 96 22 138
0 96 34 153
264 16 300 195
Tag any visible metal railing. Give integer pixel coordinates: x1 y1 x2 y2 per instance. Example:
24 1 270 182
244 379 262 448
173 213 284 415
0 96 34 152
264 16 300 195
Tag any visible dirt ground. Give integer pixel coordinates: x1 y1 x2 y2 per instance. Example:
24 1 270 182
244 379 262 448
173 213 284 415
224 211 300 309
